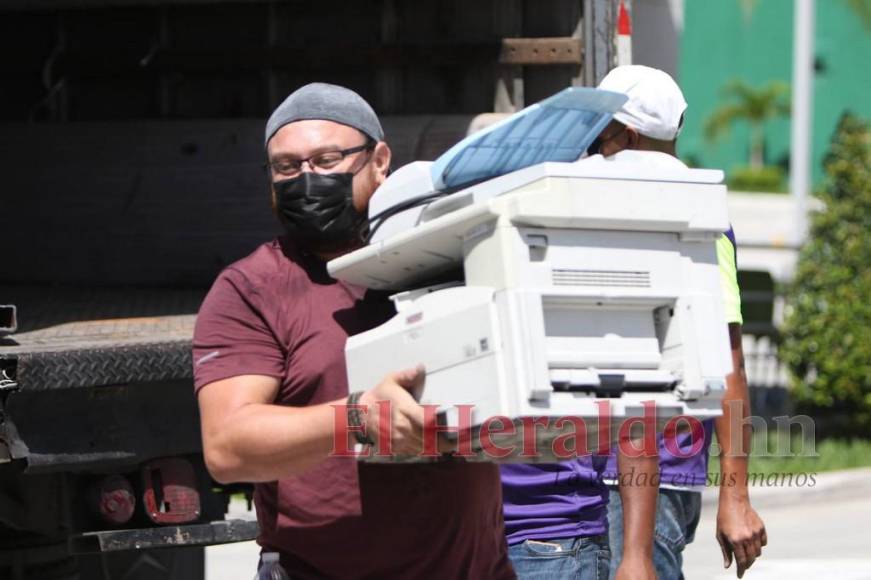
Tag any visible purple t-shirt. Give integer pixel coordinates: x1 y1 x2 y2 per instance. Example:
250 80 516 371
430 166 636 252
500 456 609 545
602 420 714 488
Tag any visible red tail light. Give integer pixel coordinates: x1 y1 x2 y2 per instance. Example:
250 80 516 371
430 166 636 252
91 474 136 526
142 458 201 525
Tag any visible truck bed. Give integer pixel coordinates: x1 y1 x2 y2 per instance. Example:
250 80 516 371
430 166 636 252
0 286 259 562
0 286 204 391
0 285 207 471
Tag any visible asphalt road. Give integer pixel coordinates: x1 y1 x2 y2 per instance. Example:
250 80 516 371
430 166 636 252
683 492 871 580
206 469 871 580
207 536 259 580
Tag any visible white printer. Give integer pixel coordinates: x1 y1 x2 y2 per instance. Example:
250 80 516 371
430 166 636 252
327 89 732 460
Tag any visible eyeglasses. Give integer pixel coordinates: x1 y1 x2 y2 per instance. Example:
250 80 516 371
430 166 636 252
267 143 375 178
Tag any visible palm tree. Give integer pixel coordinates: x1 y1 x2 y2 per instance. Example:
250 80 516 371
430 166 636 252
740 0 758 23
704 80 791 169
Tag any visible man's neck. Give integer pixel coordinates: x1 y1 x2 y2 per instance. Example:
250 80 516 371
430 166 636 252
313 240 364 262
636 135 677 156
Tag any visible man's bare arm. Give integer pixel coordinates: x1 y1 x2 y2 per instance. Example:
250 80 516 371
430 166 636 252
714 323 767 578
198 374 350 483
614 445 658 580
198 367 428 483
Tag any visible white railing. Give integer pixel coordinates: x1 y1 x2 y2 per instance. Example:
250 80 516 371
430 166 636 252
742 334 790 389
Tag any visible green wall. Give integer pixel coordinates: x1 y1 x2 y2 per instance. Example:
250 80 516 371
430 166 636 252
678 0 871 188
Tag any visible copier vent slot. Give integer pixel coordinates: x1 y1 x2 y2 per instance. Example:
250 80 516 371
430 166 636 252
551 269 651 288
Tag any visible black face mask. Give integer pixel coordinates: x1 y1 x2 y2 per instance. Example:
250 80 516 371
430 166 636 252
273 172 368 253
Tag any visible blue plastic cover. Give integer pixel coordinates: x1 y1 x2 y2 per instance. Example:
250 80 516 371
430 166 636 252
431 87 628 191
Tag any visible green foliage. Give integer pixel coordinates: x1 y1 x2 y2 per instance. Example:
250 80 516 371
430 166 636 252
704 80 791 169
739 0 871 30
846 0 871 30
727 165 787 193
780 113 871 437
739 0 758 23
704 80 791 140
737 0 870 31
709 434 871 476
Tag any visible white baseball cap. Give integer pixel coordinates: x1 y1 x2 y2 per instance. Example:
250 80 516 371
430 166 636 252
598 65 688 141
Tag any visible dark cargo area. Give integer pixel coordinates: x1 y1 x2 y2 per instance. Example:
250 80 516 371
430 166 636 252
0 1 593 577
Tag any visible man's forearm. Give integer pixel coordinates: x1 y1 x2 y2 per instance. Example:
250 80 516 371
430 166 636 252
715 323 751 498
713 323 767 576
205 398 348 483
617 449 658 560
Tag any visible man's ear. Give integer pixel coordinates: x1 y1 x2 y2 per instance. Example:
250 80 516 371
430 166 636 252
371 141 392 186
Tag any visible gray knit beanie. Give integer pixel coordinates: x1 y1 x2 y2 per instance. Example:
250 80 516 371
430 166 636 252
264 83 384 147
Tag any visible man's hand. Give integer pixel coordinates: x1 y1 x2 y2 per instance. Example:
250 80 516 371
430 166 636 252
358 365 431 456
716 493 767 578
615 554 657 580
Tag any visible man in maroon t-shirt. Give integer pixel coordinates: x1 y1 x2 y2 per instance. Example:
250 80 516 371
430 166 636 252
193 83 515 579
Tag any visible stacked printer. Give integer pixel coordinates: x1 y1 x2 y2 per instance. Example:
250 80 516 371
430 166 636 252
327 89 732 460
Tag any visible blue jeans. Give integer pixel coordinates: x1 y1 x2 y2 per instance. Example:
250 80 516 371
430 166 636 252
508 534 610 580
607 488 702 580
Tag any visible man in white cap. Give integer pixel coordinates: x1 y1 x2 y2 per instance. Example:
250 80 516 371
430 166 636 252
588 64 688 162
592 65 767 579
194 82 515 579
